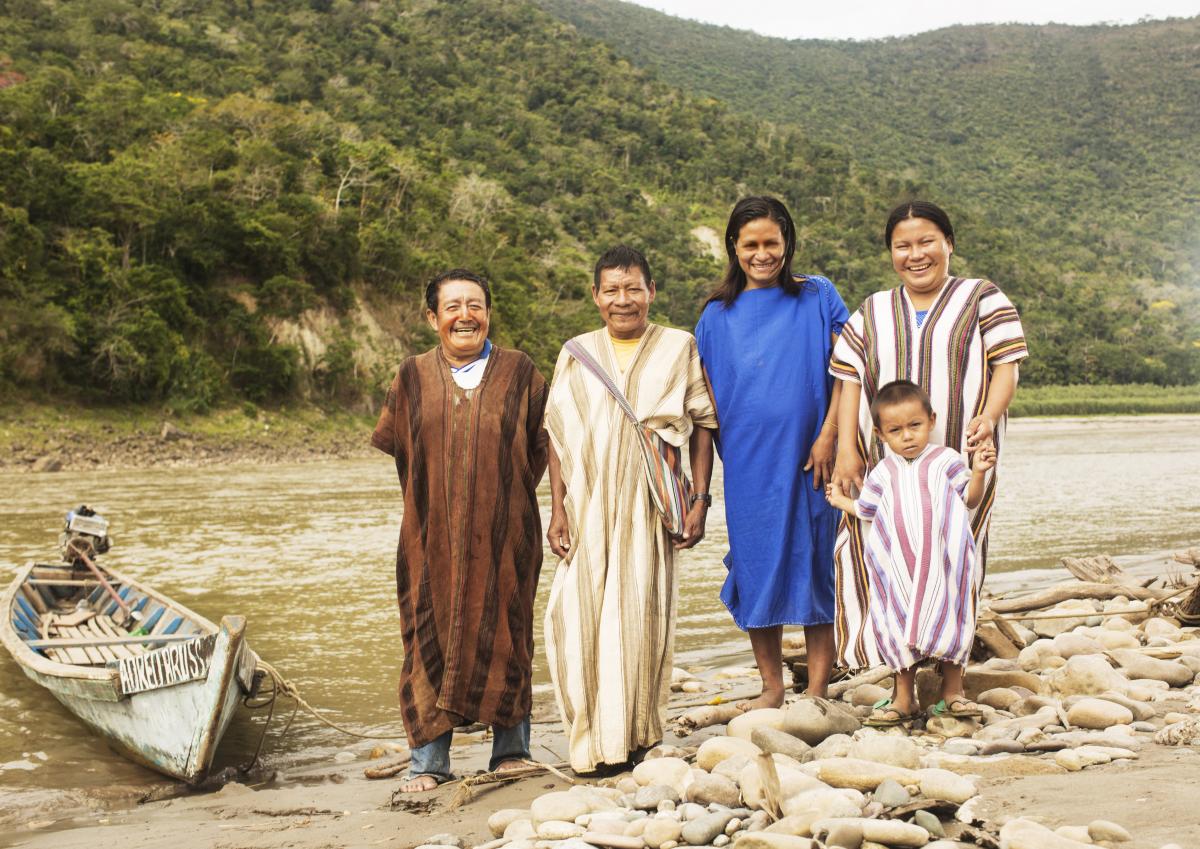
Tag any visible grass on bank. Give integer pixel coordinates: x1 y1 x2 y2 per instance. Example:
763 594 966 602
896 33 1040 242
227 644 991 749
1009 384 1200 417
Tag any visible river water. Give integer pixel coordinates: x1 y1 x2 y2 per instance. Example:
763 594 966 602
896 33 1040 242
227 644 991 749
1 414 1197 807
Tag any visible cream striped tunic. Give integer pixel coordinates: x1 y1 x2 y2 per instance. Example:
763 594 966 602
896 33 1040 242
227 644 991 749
544 324 717 772
830 277 1027 670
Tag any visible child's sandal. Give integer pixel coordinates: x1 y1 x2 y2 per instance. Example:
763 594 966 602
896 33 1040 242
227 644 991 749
930 696 983 718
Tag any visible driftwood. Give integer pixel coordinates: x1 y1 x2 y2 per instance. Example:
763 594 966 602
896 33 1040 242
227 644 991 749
973 623 1020 660
363 754 411 779
672 702 742 736
1060 555 1127 584
827 666 892 699
989 581 1157 614
1172 548 1200 568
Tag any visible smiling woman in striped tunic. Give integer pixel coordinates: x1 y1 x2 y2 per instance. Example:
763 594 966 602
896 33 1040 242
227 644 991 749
829 201 1028 684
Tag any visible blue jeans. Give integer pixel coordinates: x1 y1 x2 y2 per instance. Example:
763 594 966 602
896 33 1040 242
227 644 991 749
409 716 531 781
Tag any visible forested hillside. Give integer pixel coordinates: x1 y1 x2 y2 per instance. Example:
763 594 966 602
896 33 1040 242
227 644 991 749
0 0 1196 413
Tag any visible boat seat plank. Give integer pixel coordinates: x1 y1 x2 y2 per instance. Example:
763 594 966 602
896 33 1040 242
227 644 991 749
61 626 108 665
28 579 118 588
25 633 201 649
80 620 123 662
44 619 93 665
93 616 138 658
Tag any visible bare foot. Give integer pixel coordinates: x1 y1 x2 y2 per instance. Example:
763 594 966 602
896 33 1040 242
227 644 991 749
494 759 527 773
397 773 440 793
738 688 785 712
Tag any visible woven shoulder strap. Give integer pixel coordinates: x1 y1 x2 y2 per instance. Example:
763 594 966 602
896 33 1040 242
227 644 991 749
563 338 639 426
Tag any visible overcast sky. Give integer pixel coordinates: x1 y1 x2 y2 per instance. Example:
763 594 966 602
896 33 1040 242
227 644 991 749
627 1 1200 40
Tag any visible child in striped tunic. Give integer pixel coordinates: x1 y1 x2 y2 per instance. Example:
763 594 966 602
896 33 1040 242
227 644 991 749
825 380 995 726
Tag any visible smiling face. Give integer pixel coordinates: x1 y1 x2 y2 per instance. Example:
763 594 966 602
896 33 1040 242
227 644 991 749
593 265 655 340
426 279 490 366
889 216 953 303
734 217 786 290
875 398 937 460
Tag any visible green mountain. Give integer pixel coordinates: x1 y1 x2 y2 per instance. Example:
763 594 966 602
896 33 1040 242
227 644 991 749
0 0 1196 412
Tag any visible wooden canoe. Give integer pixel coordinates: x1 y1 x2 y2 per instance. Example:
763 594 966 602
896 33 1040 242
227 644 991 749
1 560 258 783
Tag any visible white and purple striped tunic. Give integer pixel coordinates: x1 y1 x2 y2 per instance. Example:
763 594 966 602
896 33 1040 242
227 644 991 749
854 444 979 669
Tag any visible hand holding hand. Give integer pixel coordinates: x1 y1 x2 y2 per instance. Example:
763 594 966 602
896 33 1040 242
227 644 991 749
966 415 994 451
831 449 865 498
673 502 707 550
972 439 997 473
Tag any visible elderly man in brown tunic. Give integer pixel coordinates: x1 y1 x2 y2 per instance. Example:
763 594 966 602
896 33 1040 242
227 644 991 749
372 269 549 792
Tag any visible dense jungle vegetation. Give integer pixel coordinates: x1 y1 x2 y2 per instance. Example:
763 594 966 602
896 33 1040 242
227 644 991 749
1 0 1197 412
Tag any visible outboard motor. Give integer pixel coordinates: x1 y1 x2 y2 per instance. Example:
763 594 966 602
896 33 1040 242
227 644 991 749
60 505 111 564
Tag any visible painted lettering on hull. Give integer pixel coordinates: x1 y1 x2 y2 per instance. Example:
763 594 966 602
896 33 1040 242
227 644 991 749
116 636 216 696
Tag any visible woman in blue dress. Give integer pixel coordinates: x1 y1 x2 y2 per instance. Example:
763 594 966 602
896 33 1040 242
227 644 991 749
695 196 849 709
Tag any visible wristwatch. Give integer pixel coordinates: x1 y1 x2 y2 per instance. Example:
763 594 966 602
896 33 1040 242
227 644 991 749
690 492 712 507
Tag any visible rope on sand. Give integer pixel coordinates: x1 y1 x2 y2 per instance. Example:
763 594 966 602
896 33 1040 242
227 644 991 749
446 760 574 810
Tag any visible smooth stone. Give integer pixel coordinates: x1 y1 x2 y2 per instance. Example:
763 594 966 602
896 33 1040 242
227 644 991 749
1052 633 1106 659
925 715 979 738
490 810 530 838
847 735 921 770
1163 711 1190 725
588 819 631 836
1000 818 1095 849
807 757 920 792
539 821 586 840
617 777 640 794
714 836 731 847
917 667 1045 706
713 755 752 783
681 811 736 845
506 842 537 849
913 810 944 838
763 815 817 837
533 792 593 826
1055 826 1093 843
732 834 815 849
677 803 706 821
780 788 863 823
1030 601 1096 638
1046 654 1130 697
813 818 931 848
1087 820 1132 842
658 800 677 813
506 820 537 840
872 778 911 808
977 687 1021 710
643 820 683 849
809 734 853 760
824 821 864 849
1067 698 1134 729
917 768 977 804
1108 650 1194 687
782 698 861 745
684 773 741 809
942 739 979 756
728 709 787 741
1090 691 1157 721
1094 630 1141 650
634 758 693 789
1011 695 1062 717
697 738 762 772
979 740 1025 755
1142 618 1182 639
1131 720 1157 732
751 727 812 763
848 684 890 708
635 785 682 811
739 762 826 810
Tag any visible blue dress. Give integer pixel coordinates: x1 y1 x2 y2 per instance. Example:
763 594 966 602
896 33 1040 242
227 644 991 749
695 278 849 630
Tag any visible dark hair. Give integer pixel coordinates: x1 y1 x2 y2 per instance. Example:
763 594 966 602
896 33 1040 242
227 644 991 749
707 196 802 307
870 380 935 428
593 245 653 291
425 268 491 313
883 201 956 250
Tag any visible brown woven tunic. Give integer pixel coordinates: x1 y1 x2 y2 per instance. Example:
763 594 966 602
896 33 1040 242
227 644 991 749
372 345 549 747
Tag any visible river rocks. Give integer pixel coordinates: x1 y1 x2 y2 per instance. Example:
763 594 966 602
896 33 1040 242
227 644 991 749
633 757 692 788
977 687 1021 710
31 456 63 473
871 778 910 808
810 734 854 760
642 819 682 849
807 757 919 792
633 785 681 811
586 817 629 836
1046 654 1129 696
728 708 787 741
926 715 980 738
1087 820 1132 842
733 835 815 849
1052 632 1106 659
942 738 980 756
848 684 890 707
1142 618 1182 639
1054 826 1093 843
1087 690 1157 721
714 754 752 783
683 772 740 808
1000 817 1094 849
681 811 736 845
917 768 977 804
814 818 931 848
751 727 812 762
782 699 861 744
739 762 826 809
1094 629 1141 650
1067 697 1134 729
913 810 944 838
505 819 537 840
698 737 762 771
1028 601 1096 638
821 820 864 849
532 792 592 825
847 735 921 770
1155 717 1200 745
1107 649 1194 686
978 740 1025 755
780 787 864 823
539 821 586 840
489 809 531 837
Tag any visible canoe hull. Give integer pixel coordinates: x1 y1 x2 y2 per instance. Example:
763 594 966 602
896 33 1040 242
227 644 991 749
3 564 254 784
